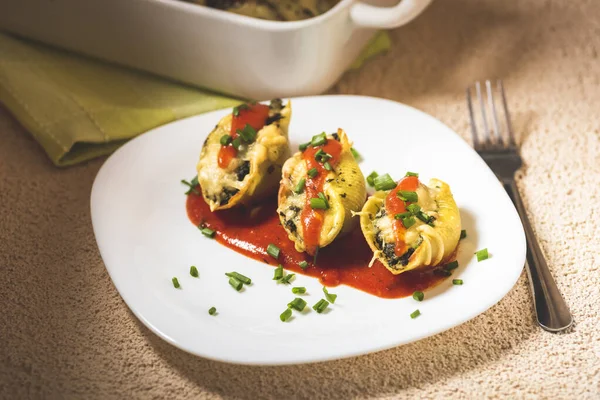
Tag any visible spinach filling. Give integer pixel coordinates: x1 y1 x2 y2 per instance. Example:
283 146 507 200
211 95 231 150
219 187 240 205
374 204 417 268
235 160 250 181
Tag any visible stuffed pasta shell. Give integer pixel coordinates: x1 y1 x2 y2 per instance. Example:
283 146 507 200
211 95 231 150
359 174 461 274
196 99 291 211
277 129 366 255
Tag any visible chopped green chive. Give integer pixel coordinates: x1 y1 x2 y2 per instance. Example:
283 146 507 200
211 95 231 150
314 149 331 162
373 173 397 191
395 212 412 220
225 272 251 285
350 147 362 161
311 132 327 147
313 246 320 265
299 141 311 151
323 161 332 171
273 265 283 280
445 261 459 271
280 273 295 285
435 269 452 277
412 291 424 301
294 178 306 194
405 171 419 177
299 261 308 270
366 171 379 187
407 203 421 214
181 179 199 195
280 308 292 322
312 299 329 313
292 287 307 294
460 229 467 239
415 211 432 224
190 175 198 187
288 297 307 312
318 192 330 208
190 266 199 277
307 168 318 178
322 287 337 303
232 103 249 117
267 243 280 259
172 277 180 288
397 190 418 203
410 309 421 319
310 197 329 210
453 279 464 285
208 307 217 315
401 216 416 229
237 124 257 143
475 248 489 262
231 137 242 150
228 277 243 291
200 227 216 238
220 134 232 146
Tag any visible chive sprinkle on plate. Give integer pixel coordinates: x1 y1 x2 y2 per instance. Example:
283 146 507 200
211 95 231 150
410 309 421 319
475 248 489 262
228 276 243 291
445 260 459 271
292 287 307 294
288 298 307 312
279 273 295 285
280 308 292 322
453 279 464 285
208 307 217 315
412 291 424 301
267 243 280 259
273 265 283 280
200 227 216 238
190 266 199 277
313 299 329 314
299 261 308 270
225 271 251 285
322 287 337 304
172 277 180 289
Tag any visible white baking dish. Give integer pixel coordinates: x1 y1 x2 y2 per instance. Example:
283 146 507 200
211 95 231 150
0 0 431 99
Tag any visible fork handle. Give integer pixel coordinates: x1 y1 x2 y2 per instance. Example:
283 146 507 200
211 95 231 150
504 181 573 332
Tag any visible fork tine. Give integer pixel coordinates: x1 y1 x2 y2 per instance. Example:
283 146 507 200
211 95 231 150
466 87 480 150
486 80 504 147
475 81 491 148
498 80 517 147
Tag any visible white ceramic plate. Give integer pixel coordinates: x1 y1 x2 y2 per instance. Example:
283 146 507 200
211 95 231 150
91 95 526 365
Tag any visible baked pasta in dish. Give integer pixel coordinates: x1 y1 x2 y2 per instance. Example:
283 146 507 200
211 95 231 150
277 129 366 255
187 0 341 21
196 99 291 211
359 174 461 274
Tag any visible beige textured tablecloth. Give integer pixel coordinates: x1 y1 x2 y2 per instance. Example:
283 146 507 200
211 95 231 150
1 0 599 398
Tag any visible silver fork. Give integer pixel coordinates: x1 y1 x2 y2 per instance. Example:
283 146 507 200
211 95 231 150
467 80 573 332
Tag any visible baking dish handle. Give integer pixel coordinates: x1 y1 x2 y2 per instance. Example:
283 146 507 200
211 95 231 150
350 0 432 29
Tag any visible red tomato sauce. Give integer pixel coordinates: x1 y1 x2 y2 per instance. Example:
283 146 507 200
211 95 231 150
299 139 343 255
186 187 447 299
217 103 270 168
385 176 419 256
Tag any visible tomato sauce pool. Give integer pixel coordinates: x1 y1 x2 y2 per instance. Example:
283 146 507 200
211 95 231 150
186 187 448 298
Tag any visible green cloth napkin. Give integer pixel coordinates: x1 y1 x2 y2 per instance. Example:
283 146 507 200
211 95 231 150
0 32 390 166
